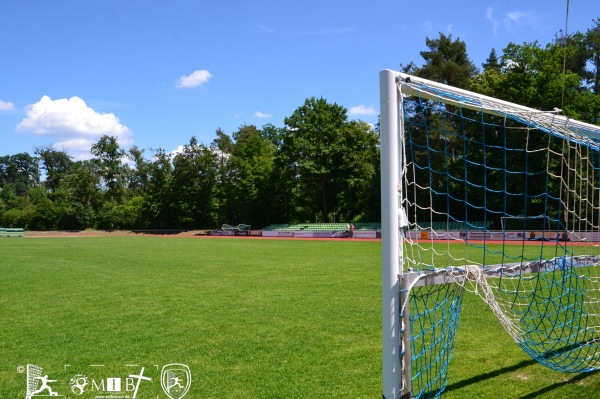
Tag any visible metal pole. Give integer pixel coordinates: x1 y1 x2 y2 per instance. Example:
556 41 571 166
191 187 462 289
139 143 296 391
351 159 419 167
380 69 402 399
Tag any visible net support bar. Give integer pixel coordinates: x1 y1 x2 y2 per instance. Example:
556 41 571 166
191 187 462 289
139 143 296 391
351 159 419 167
403 255 600 288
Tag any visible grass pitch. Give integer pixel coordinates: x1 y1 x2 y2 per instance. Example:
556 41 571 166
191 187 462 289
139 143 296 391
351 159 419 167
1 236 599 398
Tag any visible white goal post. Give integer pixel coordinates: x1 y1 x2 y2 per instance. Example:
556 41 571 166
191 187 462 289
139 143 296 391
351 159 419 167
380 69 403 399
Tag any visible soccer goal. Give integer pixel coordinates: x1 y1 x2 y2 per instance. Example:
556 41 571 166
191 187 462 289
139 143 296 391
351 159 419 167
380 69 600 399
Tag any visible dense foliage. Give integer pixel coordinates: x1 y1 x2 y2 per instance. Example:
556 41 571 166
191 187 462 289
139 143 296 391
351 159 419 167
1 19 600 230
0 99 380 230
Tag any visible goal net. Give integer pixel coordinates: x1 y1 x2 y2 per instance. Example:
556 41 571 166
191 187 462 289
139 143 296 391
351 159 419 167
380 70 600 399
26 364 43 398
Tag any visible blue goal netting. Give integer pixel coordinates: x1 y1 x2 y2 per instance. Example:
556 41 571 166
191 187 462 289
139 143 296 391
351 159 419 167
394 73 600 398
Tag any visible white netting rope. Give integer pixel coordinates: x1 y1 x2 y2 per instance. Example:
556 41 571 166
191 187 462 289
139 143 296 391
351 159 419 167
398 73 600 372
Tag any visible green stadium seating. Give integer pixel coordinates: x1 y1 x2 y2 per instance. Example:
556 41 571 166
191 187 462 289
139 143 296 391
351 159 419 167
261 223 381 232
0 228 24 238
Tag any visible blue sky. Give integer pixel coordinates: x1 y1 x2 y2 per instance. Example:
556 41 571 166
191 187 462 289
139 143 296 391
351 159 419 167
0 1 596 160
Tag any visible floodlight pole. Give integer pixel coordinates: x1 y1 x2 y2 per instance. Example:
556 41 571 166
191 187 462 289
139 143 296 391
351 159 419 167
380 69 404 399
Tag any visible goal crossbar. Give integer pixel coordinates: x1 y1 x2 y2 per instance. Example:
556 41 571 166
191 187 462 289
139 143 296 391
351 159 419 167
396 72 600 147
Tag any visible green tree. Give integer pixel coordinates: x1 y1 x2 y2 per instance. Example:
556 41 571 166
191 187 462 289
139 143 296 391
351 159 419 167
57 160 101 229
261 123 284 148
402 34 479 224
96 196 144 230
142 149 173 228
259 123 294 224
586 18 600 94
0 184 21 209
0 183 28 227
466 28 600 225
170 137 217 228
228 124 277 226
482 48 501 71
334 120 380 222
280 97 380 223
211 128 234 226
126 145 150 195
0 153 40 196
472 39 600 122
26 186 61 230
555 31 589 80
90 135 125 202
35 146 72 193
414 33 478 88
282 97 349 221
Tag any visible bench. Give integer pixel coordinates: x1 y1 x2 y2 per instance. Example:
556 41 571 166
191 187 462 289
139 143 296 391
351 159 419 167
221 224 251 236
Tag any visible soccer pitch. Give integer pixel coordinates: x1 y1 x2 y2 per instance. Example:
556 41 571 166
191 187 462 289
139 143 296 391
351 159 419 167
1 236 599 398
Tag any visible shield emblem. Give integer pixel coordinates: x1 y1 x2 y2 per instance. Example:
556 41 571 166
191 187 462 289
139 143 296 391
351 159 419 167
160 364 192 399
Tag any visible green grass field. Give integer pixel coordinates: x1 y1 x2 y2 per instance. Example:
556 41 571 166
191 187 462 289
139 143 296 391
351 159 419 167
1 236 599 398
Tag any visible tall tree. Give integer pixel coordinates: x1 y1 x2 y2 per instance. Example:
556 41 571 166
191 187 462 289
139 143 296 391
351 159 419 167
261 123 283 148
90 135 125 201
334 120 380 222
171 137 218 228
482 48 501 71
142 148 173 228
471 40 600 121
127 145 150 194
228 124 277 226
554 31 589 80
0 153 40 196
57 160 101 229
35 146 72 193
282 97 349 221
402 34 479 223
211 128 234 226
415 33 478 88
586 18 600 94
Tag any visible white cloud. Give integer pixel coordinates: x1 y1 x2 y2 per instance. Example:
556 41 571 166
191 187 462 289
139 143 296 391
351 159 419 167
504 10 536 33
169 145 185 158
16 96 132 159
423 21 433 35
507 11 525 24
177 69 213 88
502 59 519 72
0 100 15 111
17 96 130 137
486 7 499 35
348 105 377 116
254 24 275 34
287 27 353 35
53 138 99 161
254 111 272 118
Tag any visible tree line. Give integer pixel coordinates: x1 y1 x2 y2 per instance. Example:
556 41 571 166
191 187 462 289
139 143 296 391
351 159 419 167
401 18 600 228
0 97 380 230
1 18 599 230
